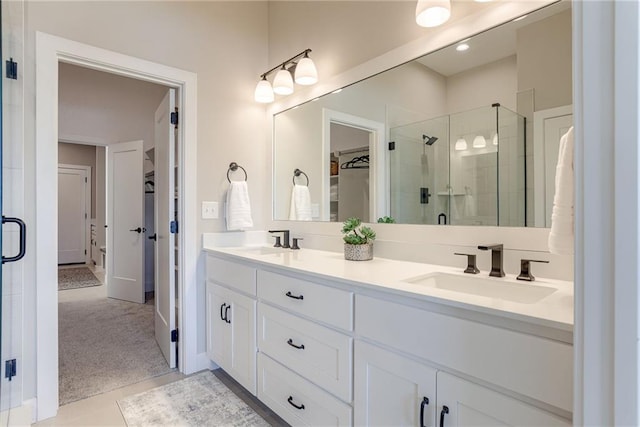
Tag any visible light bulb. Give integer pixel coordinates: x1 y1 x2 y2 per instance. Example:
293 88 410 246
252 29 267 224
456 43 470 52
273 67 294 95
455 138 468 151
473 135 487 148
415 0 451 28
295 55 318 85
254 77 274 103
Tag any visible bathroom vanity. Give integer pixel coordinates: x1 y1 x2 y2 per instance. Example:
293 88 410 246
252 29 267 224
204 243 573 426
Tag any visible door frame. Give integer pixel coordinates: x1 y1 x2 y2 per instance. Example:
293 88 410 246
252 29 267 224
35 32 199 420
532 104 573 227
321 108 387 221
57 164 92 265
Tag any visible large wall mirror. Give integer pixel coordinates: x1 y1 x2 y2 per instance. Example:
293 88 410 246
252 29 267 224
274 1 572 227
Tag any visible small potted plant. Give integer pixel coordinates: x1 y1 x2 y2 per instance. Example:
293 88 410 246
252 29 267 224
341 217 376 261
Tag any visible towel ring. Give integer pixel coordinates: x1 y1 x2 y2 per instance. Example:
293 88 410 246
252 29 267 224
293 168 309 186
227 162 248 182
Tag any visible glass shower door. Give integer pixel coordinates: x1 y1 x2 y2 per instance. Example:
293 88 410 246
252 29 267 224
1 0 26 422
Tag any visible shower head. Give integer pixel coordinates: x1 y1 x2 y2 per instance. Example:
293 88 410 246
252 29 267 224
423 134 438 146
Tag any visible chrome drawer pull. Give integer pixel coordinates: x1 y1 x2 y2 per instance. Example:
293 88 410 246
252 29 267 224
287 338 305 350
285 291 304 300
287 395 305 410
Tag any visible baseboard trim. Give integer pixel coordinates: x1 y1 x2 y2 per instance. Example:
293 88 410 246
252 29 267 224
0 399 36 426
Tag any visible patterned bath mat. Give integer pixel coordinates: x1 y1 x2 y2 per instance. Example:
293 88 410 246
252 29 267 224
117 371 271 427
58 267 102 291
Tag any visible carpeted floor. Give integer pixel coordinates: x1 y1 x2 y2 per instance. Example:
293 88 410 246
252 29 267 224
59 295 172 405
117 371 271 427
58 267 102 291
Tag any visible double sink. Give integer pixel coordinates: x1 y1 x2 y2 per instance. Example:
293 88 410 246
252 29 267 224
234 246 558 305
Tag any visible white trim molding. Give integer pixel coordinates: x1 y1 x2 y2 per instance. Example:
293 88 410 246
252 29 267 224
573 1 640 425
35 32 198 421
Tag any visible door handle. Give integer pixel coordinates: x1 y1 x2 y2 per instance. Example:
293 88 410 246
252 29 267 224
287 396 305 410
2 217 26 264
148 233 157 241
285 291 304 300
129 227 146 233
220 303 227 321
440 405 449 427
420 397 429 427
224 305 231 324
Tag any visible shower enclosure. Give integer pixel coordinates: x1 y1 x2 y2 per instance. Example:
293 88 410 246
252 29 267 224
389 105 526 226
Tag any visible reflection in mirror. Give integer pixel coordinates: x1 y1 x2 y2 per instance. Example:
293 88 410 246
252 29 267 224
273 1 572 227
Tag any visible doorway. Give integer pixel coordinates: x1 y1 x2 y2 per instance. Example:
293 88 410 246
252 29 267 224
35 33 199 420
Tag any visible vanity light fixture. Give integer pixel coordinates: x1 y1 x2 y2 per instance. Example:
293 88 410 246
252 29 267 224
253 48 318 103
456 43 470 52
455 137 468 151
473 135 487 148
415 0 451 28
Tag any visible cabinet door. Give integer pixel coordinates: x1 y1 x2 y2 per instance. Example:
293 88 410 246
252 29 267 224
206 283 230 368
354 341 437 427
227 290 257 394
437 372 571 427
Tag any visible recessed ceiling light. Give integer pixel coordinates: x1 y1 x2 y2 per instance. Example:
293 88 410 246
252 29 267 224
456 43 470 52
332 89 343 94
513 14 528 22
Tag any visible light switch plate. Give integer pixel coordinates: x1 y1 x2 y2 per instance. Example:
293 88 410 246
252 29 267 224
202 201 219 219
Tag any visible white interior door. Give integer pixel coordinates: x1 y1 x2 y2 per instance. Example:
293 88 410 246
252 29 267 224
106 140 145 304
154 88 177 368
58 166 89 264
533 106 573 227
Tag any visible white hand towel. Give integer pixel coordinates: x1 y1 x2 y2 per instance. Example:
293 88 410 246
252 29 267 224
463 192 477 217
226 181 253 231
548 126 574 254
288 184 312 221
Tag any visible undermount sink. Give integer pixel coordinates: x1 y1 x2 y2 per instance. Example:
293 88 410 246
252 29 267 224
403 272 557 304
236 246 290 255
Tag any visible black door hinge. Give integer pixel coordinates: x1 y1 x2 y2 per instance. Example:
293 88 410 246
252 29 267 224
388 141 396 151
170 220 178 234
171 329 179 342
5 359 16 381
170 109 178 128
5 58 17 80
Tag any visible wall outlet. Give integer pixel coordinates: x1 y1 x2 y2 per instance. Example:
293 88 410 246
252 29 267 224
202 201 219 219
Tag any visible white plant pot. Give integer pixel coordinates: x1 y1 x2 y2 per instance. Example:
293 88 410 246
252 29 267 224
344 243 374 261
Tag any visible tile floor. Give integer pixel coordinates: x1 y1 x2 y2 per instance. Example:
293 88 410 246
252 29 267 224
35 263 287 426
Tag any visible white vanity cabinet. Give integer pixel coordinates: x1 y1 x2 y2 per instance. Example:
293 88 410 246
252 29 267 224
354 341 437 427
206 257 257 394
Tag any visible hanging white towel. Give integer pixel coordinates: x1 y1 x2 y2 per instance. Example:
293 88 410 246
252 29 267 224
548 126 574 255
226 181 253 230
463 187 477 217
289 184 312 221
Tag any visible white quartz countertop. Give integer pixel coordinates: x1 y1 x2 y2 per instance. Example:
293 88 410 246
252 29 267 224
203 245 574 333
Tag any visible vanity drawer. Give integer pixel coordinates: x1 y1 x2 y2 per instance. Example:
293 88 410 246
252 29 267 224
257 270 353 330
258 303 352 402
207 255 256 296
355 294 573 413
257 353 352 427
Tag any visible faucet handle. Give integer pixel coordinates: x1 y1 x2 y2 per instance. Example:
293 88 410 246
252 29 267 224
454 253 480 274
517 259 549 282
272 236 282 248
291 237 303 250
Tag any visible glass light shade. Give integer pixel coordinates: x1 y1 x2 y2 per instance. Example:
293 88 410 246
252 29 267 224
254 78 274 103
492 133 498 146
273 68 294 95
415 0 451 28
295 56 318 85
473 135 487 148
455 138 468 151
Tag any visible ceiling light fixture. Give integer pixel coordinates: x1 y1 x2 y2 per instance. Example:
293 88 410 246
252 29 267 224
455 137 468 151
415 0 451 28
473 135 487 148
456 43 470 52
253 49 318 103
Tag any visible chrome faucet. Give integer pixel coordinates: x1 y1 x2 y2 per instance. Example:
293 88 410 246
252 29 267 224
268 230 290 249
478 244 505 277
